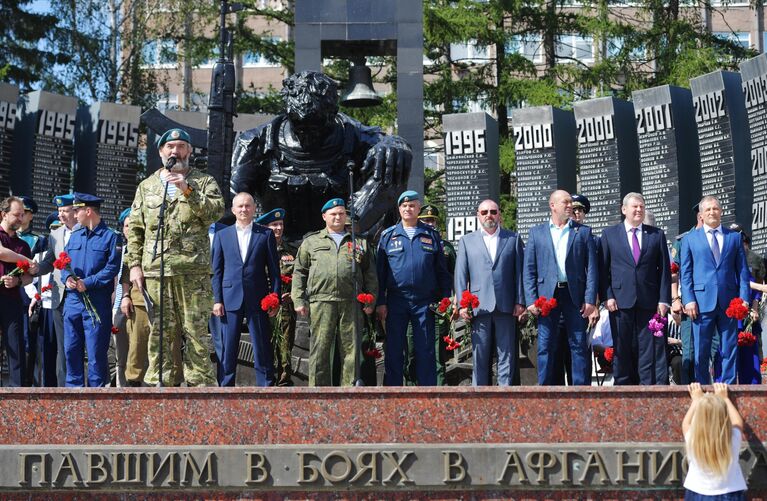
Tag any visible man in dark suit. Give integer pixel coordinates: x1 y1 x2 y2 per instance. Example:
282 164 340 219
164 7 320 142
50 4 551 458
523 190 598 386
600 192 671 385
680 195 750 384
211 192 281 386
454 199 525 386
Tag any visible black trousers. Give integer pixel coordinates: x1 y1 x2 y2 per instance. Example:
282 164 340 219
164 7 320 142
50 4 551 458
0 295 27 387
610 306 668 385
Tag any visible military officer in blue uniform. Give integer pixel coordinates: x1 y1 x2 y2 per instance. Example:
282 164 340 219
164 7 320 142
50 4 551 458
376 191 452 386
61 193 122 387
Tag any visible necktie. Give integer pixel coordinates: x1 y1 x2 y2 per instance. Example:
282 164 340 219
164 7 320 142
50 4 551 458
710 229 720 265
631 227 640 264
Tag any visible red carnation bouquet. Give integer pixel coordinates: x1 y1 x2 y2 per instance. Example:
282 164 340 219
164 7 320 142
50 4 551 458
260 292 280 312
533 296 558 317
53 252 100 327
738 331 757 347
726 297 759 350
446 290 481 352
725 298 749 321
357 293 380 359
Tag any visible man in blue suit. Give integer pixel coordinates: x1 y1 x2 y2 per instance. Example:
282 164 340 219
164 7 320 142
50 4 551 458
523 190 598 386
680 195 750 384
454 199 526 386
600 193 671 385
211 192 281 386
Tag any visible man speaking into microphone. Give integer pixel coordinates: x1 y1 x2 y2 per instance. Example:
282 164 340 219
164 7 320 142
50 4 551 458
126 128 224 386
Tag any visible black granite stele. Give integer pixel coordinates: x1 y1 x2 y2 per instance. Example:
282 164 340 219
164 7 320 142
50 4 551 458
573 97 641 236
75 102 141 230
740 54 767 255
690 70 752 229
511 106 577 243
12 91 78 232
0 83 18 198
442 112 500 243
632 85 701 238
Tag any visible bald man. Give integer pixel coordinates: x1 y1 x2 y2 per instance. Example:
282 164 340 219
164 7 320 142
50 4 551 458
523 190 598 386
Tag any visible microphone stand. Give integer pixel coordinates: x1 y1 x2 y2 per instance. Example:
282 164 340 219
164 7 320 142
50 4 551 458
151 157 176 387
348 160 364 387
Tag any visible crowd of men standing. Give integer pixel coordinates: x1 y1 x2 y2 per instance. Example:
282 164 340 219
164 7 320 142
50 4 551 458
0 127 757 388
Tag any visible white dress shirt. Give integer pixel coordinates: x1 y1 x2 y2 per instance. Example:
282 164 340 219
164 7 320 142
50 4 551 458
481 227 499 264
235 222 252 261
624 221 643 250
549 219 571 282
703 223 724 253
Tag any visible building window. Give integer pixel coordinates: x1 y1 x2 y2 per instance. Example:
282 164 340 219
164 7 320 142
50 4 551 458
556 34 594 63
424 151 441 170
142 39 178 67
450 40 490 64
243 37 282 67
156 93 178 111
713 31 750 49
506 35 543 63
606 37 646 60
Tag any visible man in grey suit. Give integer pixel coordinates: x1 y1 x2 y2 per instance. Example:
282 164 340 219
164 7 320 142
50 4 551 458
454 199 526 386
34 194 77 386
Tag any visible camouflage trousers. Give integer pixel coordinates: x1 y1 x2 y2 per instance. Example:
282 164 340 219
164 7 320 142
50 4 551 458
145 274 217 387
308 301 361 387
270 304 296 386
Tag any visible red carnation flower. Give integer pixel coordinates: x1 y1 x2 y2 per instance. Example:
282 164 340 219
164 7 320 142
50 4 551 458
16 260 30 273
670 262 680 274
604 347 614 364
260 292 280 311
34 293 41 301
725 298 749 321
364 348 382 359
437 297 452 314
280 274 292 285
111 326 119 335
357 293 374 305
738 331 757 347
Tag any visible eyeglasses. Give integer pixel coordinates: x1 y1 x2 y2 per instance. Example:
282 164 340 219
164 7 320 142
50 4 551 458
479 209 498 216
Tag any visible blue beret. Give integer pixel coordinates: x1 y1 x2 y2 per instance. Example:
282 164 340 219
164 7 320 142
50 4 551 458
156 128 191 149
19 196 38 213
118 208 131 225
571 193 590 214
72 192 102 208
53 194 75 208
256 208 286 225
321 198 345 213
44 212 59 228
397 190 420 205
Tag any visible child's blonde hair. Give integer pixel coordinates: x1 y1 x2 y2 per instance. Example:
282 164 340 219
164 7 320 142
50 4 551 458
686 393 733 478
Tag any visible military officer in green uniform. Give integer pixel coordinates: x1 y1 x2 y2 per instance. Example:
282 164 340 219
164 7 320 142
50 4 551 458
256 207 297 386
126 128 224 387
403 204 455 386
291 198 378 386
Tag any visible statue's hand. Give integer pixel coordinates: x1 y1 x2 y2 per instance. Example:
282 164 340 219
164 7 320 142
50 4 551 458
362 136 412 187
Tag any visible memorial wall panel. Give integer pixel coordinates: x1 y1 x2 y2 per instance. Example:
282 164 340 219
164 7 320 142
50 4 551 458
76 102 141 229
442 112 500 243
0 83 18 198
740 54 767 254
14 91 77 232
574 97 641 235
511 106 576 243
690 70 752 229
632 85 701 238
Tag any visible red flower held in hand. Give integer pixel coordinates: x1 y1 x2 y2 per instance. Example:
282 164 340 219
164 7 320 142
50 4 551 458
670 262 680 274
357 293 375 306
534 296 558 317
260 292 280 311
364 348 382 359
437 297 452 314
16 260 30 273
41 284 52 293
738 331 757 347
604 347 614 364
459 290 479 310
280 274 292 285
34 293 41 301
725 298 749 321
111 326 119 335
53 252 72 271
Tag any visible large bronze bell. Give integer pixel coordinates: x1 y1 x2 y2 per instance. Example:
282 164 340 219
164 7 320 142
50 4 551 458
340 58 382 108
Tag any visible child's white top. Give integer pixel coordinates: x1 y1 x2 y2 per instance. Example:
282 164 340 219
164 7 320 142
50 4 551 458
683 427 747 495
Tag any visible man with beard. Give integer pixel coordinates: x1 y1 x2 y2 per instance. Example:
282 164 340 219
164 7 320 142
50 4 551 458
231 71 412 240
454 199 526 386
255 208 297 386
0 196 36 386
127 128 224 387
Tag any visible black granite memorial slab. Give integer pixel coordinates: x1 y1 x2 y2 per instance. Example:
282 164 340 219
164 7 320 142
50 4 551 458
12 91 77 232
442 112 500 243
75 102 141 230
511 106 577 242
740 54 767 254
573 97 641 236
632 85 701 238
690 70 751 229
0 83 18 198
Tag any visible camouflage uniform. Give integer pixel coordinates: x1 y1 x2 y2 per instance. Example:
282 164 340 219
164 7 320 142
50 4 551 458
271 240 298 385
291 229 377 386
405 236 456 386
126 168 224 386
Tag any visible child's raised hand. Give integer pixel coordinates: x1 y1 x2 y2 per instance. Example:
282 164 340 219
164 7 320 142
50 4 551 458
688 382 704 401
713 382 729 399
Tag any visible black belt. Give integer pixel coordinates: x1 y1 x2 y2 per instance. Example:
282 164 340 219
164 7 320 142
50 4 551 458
556 281 568 289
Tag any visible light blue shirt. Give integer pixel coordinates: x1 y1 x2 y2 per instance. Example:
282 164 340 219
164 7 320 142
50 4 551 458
549 219 571 282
